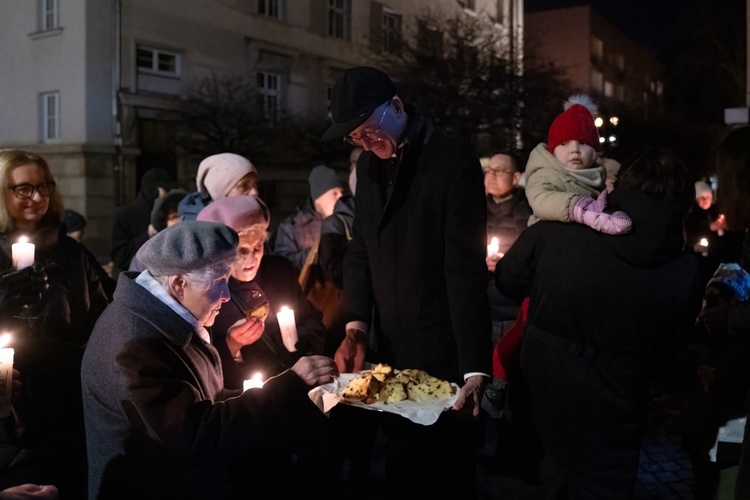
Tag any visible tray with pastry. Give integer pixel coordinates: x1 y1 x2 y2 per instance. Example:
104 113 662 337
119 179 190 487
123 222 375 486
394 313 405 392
310 363 460 425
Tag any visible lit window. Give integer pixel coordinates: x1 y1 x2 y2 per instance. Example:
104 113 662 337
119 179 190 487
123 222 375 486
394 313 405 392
40 0 59 31
328 0 351 39
604 81 614 97
136 46 181 77
656 81 663 96
41 92 60 142
257 72 281 123
382 10 402 54
258 0 282 20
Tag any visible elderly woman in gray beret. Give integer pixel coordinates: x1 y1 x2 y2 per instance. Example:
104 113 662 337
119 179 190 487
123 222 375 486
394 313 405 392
81 220 338 500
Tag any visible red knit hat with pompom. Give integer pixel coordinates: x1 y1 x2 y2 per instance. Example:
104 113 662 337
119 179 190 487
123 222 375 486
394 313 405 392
547 95 601 153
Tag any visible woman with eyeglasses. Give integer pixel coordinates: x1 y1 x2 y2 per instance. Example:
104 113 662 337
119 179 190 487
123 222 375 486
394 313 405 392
0 149 109 498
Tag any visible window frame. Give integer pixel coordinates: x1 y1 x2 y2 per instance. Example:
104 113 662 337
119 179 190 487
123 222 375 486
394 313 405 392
257 71 282 124
136 46 181 78
258 0 283 20
328 0 351 40
41 91 61 143
40 0 60 31
381 9 402 54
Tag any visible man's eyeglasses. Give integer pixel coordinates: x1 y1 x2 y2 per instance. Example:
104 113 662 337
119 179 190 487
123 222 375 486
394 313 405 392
485 169 515 178
8 182 56 200
344 105 389 146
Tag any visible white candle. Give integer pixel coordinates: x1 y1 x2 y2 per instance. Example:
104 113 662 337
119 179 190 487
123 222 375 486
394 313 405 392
243 373 264 391
699 237 709 257
487 237 500 258
276 306 298 352
0 333 14 418
11 237 34 269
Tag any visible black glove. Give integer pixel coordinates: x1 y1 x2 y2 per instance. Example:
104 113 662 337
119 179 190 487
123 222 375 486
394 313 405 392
0 266 48 311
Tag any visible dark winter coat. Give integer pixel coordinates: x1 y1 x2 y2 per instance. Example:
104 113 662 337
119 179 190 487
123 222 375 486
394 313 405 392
343 107 492 383
177 190 211 222
273 198 323 272
496 187 702 497
212 255 326 390
82 273 328 499
319 194 355 289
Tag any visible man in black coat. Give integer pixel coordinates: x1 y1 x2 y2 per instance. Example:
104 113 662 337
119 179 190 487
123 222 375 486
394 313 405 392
322 66 492 498
110 168 177 272
496 147 702 499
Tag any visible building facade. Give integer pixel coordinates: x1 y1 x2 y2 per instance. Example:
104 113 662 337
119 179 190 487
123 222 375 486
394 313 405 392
0 0 521 258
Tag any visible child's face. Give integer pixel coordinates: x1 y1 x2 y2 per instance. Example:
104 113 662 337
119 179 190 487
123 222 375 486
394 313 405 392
553 141 596 170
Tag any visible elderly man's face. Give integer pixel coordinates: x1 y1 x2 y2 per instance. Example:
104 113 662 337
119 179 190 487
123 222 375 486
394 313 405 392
346 98 406 160
179 270 231 327
484 154 520 198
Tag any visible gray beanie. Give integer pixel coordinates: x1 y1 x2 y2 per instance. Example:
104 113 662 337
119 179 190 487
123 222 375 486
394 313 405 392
308 165 341 201
135 220 239 276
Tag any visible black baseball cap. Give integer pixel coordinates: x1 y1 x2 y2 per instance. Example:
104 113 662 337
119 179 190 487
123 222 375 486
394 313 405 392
321 66 397 141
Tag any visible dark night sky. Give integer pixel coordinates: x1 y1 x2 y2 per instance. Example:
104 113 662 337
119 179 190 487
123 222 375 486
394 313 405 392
524 0 696 56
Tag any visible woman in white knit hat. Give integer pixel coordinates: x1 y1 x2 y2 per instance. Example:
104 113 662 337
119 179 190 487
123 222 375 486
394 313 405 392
178 152 259 221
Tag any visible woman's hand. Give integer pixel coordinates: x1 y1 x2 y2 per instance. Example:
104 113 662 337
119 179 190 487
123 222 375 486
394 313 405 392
291 355 339 387
226 317 264 359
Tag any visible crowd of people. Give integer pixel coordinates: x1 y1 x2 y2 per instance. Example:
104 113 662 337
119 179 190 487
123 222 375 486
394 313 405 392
0 65 747 500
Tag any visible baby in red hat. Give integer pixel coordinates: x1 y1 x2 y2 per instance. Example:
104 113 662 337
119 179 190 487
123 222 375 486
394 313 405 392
524 95 631 234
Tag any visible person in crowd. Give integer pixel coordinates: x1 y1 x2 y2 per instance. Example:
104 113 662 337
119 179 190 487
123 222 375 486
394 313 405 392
63 209 117 299
273 165 343 272
81 220 338 499
496 146 701 499
0 150 109 499
110 167 177 272
524 94 631 235
322 66 492 498
196 196 326 387
692 125 750 500
483 151 531 337
178 152 258 221
128 188 187 272
684 180 725 288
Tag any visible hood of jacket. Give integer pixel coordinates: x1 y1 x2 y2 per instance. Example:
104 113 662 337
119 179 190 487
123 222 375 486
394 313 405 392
605 187 686 266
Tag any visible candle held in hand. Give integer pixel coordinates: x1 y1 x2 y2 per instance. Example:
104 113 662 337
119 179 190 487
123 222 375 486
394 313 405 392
243 373 264 390
276 306 298 352
12 237 34 269
0 333 14 418
487 237 500 258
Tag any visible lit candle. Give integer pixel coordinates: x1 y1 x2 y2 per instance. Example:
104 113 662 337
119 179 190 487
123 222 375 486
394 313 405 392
11 237 34 269
243 373 264 390
699 238 709 257
0 333 14 418
487 237 500 258
276 306 298 352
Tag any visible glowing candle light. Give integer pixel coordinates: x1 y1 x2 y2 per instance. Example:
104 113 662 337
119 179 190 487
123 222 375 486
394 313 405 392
243 373 264 390
11 237 34 269
0 333 14 418
487 237 500 258
699 238 709 257
276 306 298 352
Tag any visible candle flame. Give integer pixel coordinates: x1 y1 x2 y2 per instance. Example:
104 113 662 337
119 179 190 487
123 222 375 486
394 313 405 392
0 333 11 349
491 237 499 246
18 236 28 244
700 238 709 247
243 372 264 390
279 305 290 313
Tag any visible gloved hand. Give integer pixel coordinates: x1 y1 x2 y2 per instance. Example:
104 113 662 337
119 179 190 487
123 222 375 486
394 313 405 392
0 266 48 312
569 190 632 235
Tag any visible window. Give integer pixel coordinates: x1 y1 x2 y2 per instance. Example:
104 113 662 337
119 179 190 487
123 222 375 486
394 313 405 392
590 36 603 62
328 0 351 39
257 72 281 123
590 69 603 92
616 54 625 72
136 46 180 77
604 81 614 97
40 0 59 31
615 84 624 101
41 92 60 142
460 0 477 11
656 81 664 96
417 20 443 56
381 10 401 54
258 0 282 20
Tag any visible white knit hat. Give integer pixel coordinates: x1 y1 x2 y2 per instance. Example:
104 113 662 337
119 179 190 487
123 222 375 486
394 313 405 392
196 153 258 200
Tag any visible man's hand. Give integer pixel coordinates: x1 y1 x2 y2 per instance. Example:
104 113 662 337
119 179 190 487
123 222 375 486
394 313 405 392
452 375 487 418
0 483 59 500
291 355 339 387
226 318 264 359
334 328 367 373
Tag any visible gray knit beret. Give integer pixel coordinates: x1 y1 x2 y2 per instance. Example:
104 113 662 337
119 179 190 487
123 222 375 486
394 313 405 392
136 220 239 276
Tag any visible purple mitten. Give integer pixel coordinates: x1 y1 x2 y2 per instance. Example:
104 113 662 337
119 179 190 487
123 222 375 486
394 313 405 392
570 193 632 235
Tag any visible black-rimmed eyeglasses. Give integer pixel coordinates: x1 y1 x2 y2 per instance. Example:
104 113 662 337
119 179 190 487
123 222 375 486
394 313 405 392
344 105 389 146
8 182 56 200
